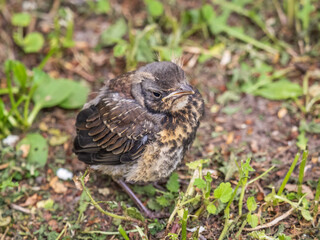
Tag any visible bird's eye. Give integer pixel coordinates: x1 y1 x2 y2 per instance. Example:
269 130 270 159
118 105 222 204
152 91 161 98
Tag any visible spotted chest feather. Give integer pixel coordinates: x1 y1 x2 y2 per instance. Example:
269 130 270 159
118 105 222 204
124 96 204 182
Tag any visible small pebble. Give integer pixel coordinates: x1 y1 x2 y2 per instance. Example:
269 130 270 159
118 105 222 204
3 135 19 147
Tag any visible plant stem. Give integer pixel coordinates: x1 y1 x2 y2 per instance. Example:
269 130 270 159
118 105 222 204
27 103 42 125
306 94 320 113
287 0 295 28
0 87 19 95
277 152 300 196
181 209 188 240
81 229 142 235
56 222 68 240
313 178 320 220
38 47 57 70
23 85 37 123
239 181 248 217
218 218 233 240
235 219 247 238
298 150 308 196
79 170 140 222
247 166 275 185
167 168 199 226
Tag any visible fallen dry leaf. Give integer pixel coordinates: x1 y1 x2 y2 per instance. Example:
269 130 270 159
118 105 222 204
250 140 259 153
73 175 83 190
20 194 38 207
215 125 224 132
49 176 68 194
48 219 59 231
257 192 264 201
19 144 30 158
98 188 111 196
226 132 234 144
0 163 9 170
277 108 288 119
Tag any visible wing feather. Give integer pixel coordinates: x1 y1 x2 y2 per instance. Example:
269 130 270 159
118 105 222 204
73 93 161 165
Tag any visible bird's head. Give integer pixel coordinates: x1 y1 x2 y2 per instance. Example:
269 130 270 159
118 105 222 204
133 61 197 114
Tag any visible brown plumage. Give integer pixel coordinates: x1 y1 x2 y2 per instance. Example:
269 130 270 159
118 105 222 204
73 61 204 217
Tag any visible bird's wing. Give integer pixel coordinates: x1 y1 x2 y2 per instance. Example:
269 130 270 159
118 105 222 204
73 93 159 165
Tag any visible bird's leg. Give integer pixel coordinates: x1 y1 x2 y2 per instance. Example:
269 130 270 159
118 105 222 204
115 179 169 219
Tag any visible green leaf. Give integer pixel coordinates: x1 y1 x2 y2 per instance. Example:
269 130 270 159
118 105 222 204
96 0 110 14
78 190 90 216
279 234 292 240
201 4 215 21
241 158 255 175
11 12 31 27
59 81 90 109
156 193 174 207
11 60 28 88
118 225 130 240
186 159 210 170
297 130 308 150
113 42 128 57
194 178 206 189
247 213 259 228
221 106 240 115
254 79 303 100
22 32 44 53
0 176 19 191
17 133 48 167
32 68 51 86
300 208 313 221
126 207 145 221
206 203 217 214
300 120 320 134
214 182 233 203
204 172 212 183
147 199 162 211
156 196 170 207
248 230 271 239
157 47 183 62
247 196 257 212
33 79 73 108
132 184 156 197
166 172 180 193
136 37 155 62
145 0 164 17
100 18 127 46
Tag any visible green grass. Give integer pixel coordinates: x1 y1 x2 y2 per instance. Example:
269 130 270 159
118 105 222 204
0 0 319 239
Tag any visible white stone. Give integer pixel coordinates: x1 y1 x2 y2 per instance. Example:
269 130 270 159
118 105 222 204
56 168 73 180
3 135 19 147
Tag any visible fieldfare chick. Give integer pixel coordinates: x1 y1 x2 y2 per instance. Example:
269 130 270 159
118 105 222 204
74 61 204 217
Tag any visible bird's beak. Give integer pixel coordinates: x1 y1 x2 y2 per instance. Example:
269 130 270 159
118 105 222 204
162 84 195 102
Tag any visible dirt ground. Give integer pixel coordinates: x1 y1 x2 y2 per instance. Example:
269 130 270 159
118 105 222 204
1 0 320 239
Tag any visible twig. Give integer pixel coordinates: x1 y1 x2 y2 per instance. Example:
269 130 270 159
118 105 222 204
243 207 294 231
56 222 69 240
78 170 141 223
10 203 31 214
1 227 9 240
63 60 95 82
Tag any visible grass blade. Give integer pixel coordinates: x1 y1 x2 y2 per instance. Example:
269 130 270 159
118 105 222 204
277 152 300 196
118 225 130 240
181 208 188 240
298 150 308 196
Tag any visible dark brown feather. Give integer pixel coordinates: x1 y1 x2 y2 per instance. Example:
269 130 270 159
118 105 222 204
73 93 160 165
